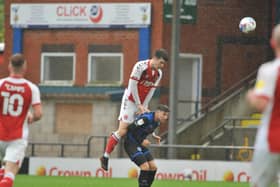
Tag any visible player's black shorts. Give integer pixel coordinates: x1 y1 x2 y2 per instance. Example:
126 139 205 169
124 138 154 166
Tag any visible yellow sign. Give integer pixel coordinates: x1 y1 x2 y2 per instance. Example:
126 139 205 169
255 80 265 89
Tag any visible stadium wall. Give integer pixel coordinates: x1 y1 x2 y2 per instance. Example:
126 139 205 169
28 157 251 182
1 0 274 158
159 0 273 134
2 0 164 157
161 0 272 101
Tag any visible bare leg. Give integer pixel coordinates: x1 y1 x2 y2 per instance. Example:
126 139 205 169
0 161 18 187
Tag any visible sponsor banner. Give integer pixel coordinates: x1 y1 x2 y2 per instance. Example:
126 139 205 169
29 157 251 182
10 3 151 28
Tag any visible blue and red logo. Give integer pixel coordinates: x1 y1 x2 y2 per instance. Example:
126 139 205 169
89 5 103 23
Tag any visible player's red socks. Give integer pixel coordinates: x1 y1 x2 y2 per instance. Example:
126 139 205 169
0 172 14 187
105 133 120 155
0 168 4 181
0 178 13 187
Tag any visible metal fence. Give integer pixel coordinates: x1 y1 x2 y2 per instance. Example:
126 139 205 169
27 135 254 162
27 135 108 158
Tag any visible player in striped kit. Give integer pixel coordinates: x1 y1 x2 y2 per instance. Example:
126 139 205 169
247 24 280 187
100 49 168 171
0 54 42 187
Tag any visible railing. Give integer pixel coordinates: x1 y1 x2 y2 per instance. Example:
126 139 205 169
160 70 257 141
179 70 257 124
176 99 205 122
223 116 260 128
154 115 258 160
201 116 259 145
86 135 108 157
29 142 87 157
28 135 108 157
149 143 254 161
200 118 232 145
27 134 255 161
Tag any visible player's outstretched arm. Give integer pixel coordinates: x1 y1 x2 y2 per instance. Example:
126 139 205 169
152 132 161 144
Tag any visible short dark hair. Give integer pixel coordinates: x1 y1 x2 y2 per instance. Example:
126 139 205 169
10 53 25 67
154 48 168 62
157 104 170 112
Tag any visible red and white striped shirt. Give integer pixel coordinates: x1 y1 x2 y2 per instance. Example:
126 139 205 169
253 59 280 152
127 59 162 107
0 77 41 140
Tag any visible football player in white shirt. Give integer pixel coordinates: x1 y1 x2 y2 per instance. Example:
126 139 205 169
100 49 168 171
0 54 42 187
247 24 280 187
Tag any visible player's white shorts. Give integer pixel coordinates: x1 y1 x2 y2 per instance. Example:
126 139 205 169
0 139 28 167
118 90 138 124
250 147 280 187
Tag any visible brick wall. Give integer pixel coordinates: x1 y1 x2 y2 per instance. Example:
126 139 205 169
3 0 272 96
23 29 139 86
1 0 165 157
157 0 272 133
1 0 274 154
2 0 164 86
162 0 272 97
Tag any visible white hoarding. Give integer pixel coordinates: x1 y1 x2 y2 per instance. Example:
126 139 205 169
10 3 151 28
29 157 251 182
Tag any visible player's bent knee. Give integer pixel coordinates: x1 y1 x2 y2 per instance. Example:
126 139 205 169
148 163 157 171
116 129 127 137
148 160 157 170
150 165 157 171
139 162 150 170
117 126 128 137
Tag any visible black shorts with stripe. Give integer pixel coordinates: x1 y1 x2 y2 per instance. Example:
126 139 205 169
124 137 154 166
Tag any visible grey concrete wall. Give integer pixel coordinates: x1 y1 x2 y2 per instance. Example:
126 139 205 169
27 99 119 158
198 128 256 161
26 98 159 158
175 87 255 159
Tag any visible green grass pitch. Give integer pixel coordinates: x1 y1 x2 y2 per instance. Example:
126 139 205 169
14 175 250 187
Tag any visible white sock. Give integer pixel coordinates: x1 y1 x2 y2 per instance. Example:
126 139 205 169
4 172 15 180
104 153 109 158
113 131 121 140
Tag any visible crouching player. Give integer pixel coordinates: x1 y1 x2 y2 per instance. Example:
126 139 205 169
124 104 169 187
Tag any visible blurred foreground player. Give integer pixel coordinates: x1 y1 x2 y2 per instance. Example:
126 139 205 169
0 54 42 187
246 24 280 187
124 104 169 187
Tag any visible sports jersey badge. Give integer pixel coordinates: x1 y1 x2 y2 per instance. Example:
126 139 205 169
136 119 145 126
